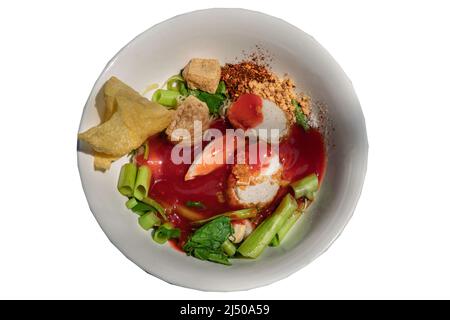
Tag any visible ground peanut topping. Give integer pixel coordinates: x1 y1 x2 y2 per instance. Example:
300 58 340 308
221 62 275 98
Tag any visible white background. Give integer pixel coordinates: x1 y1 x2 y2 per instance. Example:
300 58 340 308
1 0 449 299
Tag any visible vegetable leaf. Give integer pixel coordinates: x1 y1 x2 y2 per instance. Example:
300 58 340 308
189 90 226 116
215 81 227 95
183 216 233 265
188 81 228 116
193 248 230 265
292 99 310 131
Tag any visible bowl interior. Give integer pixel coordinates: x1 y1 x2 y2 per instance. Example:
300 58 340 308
78 8 367 291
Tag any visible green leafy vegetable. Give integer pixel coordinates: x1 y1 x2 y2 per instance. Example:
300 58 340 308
187 81 228 116
292 99 310 131
189 90 226 116
185 201 206 209
215 80 227 95
163 72 228 115
194 249 230 265
153 223 181 244
183 216 234 265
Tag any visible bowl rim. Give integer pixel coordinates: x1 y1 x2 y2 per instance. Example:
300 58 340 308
77 7 368 292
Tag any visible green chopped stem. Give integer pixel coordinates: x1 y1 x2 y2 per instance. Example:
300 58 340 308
226 208 258 220
175 204 204 221
130 201 153 216
153 223 178 244
138 212 161 231
179 82 188 96
125 198 138 209
237 194 297 258
270 209 302 247
306 191 316 201
152 89 180 107
166 74 185 92
191 208 257 226
290 173 319 200
142 197 167 220
133 166 151 201
185 201 205 209
222 239 236 257
153 230 168 244
117 163 137 197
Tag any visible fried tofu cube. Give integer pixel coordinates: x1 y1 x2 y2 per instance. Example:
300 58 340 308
182 58 221 94
165 96 210 146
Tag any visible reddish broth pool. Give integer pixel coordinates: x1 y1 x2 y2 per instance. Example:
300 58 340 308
136 119 326 248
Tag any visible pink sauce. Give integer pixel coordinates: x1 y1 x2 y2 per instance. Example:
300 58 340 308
136 119 326 248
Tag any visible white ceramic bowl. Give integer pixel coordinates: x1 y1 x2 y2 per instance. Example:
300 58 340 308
77 8 368 291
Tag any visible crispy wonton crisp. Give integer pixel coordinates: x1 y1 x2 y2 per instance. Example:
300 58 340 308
78 77 174 168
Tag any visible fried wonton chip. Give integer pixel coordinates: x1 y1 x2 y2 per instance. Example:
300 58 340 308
92 77 143 169
116 96 174 141
78 77 174 164
94 153 120 171
103 76 142 121
78 111 140 156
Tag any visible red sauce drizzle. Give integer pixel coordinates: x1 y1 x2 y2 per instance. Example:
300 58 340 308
136 119 326 249
227 93 264 129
